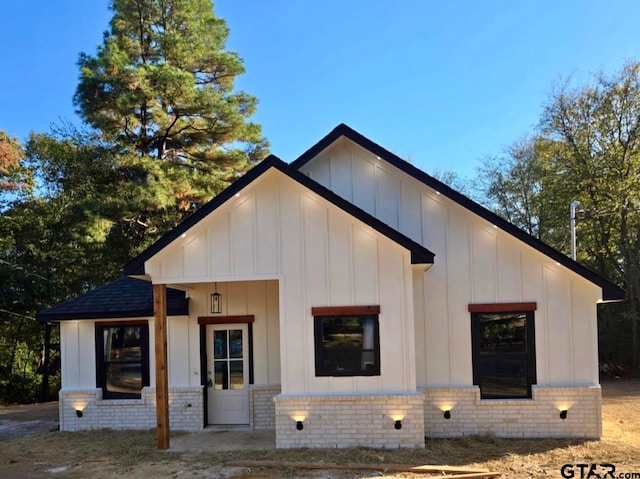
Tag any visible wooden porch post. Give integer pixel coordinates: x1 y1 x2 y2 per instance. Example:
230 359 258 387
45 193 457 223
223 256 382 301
153 284 170 449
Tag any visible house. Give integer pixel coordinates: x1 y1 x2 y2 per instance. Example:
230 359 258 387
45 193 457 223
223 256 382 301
37 124 624 449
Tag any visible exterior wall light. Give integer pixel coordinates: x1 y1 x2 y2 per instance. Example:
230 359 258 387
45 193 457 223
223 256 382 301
211 283 222 314
76 409 83 418
291 414 305 431
394 419 402 430
444 410 451 420
560 410 568 420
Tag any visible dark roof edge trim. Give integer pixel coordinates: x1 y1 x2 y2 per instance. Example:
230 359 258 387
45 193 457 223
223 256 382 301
292 124 625 302
36 309 189 323
124 155 434 276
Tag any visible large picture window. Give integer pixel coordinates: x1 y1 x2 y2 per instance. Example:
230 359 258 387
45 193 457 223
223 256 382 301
470 307 536 399
95 322 150 399
313 307 380 377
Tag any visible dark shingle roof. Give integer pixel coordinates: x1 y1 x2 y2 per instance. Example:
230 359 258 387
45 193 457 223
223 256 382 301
36 277 189 323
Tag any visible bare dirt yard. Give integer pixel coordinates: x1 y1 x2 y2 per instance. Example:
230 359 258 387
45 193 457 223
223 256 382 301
1 380 639 479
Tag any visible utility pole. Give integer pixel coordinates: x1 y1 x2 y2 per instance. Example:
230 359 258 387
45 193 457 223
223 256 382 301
570 200 581 260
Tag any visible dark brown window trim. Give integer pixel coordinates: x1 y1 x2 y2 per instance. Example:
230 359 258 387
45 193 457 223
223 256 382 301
468 302 537 313
311 305 380 317
197 315 255 325
95 319 149 327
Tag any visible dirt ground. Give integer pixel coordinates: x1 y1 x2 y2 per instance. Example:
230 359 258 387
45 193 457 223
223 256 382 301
0 380 639 478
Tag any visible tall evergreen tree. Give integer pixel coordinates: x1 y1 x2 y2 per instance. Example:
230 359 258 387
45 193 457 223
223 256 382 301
74 0 267 234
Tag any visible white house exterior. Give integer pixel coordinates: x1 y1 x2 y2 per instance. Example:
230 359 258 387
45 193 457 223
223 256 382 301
38 124 624 449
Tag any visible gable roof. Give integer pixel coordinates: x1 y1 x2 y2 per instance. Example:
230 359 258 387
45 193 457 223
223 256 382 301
36 277 189 323
292 123 625 302
123 155 435 276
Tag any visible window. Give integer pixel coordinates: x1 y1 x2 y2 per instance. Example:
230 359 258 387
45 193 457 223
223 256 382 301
313 307 380 377
95 322 149 399
471 307 536 399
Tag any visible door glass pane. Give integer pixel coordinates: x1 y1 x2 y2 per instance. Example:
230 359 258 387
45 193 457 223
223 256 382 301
229 330 243 359
229 360 244 390
214 361 228 390
214 331 227 359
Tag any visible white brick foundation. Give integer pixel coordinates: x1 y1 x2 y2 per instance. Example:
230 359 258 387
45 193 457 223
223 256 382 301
59 386 204 432
250 384 280 429
274 393 425 449
423 385 602 438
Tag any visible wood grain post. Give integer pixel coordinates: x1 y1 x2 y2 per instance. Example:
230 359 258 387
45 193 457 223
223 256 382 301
153 283 170 449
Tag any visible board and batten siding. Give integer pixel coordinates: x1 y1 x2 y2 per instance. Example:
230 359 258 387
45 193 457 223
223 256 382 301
299 139 602 388
60 318 158 390
59 280 280 392
144 169 419 395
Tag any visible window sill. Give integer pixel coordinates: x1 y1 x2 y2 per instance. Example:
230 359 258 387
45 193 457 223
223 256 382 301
477 397 534 404
96 397 146 407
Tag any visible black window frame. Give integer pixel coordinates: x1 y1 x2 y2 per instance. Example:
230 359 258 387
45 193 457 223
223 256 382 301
313 313 381 377
95 321 150 400
471 310 536 399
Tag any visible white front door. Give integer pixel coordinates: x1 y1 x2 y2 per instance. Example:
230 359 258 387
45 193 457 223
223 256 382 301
206 324 250 425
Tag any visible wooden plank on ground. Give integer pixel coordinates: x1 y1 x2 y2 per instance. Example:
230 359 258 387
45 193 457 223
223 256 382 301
223 460 499 477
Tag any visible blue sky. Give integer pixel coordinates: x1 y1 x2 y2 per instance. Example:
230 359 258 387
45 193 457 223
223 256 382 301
1 1 639 177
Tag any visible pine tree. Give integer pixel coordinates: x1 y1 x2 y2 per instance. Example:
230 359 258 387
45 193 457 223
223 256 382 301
74 0 267 219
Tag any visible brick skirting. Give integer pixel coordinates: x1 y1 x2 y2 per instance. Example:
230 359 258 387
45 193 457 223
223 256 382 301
58 386 204 432
274 393 425 448
422 385 602 438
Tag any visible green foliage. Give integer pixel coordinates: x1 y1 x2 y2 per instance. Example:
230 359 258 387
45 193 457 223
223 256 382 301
0 0 267 403
0 131 33 207
74 0 267 211
476 61 640 371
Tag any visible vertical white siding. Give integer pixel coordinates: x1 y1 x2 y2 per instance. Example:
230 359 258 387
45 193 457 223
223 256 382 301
300 139 604 388
184 233 207 278
168 316 189 386
545 267 573 383
145 169 417 395
61 322 79 389
422 194 450 386
330 148 353 200
65 281 281 392
231 196 256 276
256 177 280 275
376 168 400 229
352 153 376 213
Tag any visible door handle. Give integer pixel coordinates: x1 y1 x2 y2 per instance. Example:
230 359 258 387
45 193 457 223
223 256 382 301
207 378 213 387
